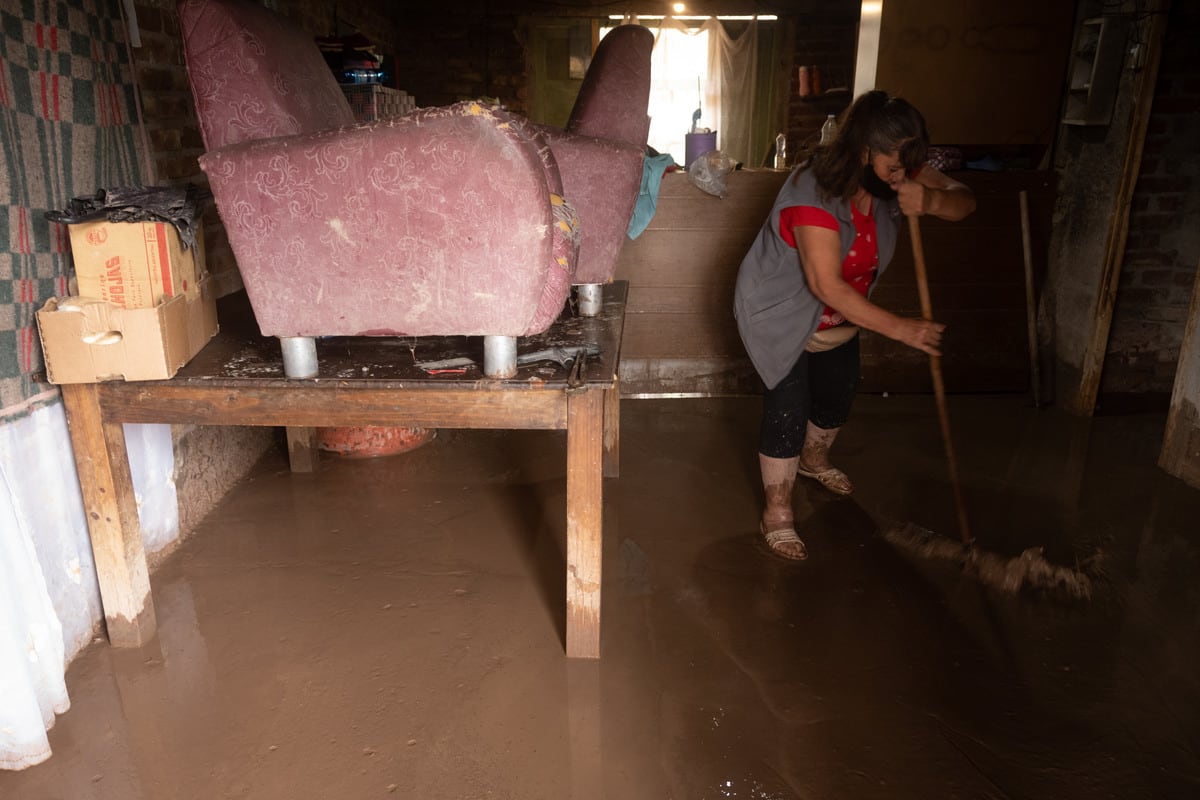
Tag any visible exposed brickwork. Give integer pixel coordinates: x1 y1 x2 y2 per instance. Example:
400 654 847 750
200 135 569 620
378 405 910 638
784 0 859 164
1103 0 1200 393
388 11 525 113
129 0 238 291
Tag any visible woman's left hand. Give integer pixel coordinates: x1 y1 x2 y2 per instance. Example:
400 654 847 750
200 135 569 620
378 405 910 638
902 164 977 221
897 181 928 217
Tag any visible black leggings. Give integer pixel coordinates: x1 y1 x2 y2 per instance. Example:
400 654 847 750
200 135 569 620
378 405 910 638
758 334 861 458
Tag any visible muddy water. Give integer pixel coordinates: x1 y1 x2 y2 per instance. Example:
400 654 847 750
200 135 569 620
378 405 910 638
3 396 1198 799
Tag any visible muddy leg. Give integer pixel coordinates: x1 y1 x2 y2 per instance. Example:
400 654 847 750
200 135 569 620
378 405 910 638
798 423 853 495
759 454 806 560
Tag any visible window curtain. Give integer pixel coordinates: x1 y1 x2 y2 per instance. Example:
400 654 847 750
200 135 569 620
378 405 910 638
1 0 150 770
709 18 786 170
0 460 70 771
624 17 713 166
706 18 752 165
619 16 785 169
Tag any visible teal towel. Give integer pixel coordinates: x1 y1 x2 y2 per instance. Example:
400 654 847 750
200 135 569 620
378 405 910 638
627 153 677 239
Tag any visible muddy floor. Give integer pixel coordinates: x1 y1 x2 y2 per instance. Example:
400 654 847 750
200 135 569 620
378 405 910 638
4 395 1199 799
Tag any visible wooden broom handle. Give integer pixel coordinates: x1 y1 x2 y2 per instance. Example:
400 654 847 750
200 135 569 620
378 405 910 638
908 215 972 545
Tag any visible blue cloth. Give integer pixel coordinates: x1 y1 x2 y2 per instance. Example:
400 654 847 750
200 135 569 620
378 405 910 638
626 153 677 239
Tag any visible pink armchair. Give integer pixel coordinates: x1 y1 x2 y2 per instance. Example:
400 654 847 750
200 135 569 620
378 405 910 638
178 0 579 377
536 25 653 315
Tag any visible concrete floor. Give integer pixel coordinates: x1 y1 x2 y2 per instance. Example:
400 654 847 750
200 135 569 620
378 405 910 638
4 395 1199 799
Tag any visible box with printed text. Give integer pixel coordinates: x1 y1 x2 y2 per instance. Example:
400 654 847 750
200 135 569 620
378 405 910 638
68 219 205 309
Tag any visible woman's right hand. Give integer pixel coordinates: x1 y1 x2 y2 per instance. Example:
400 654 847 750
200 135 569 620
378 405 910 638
895 317 946 356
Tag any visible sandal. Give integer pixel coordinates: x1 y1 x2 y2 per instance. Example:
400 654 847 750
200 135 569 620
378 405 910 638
796 464 853 496
760 521 808 561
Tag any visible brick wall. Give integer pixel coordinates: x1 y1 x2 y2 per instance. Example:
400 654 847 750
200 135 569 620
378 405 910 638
1103 0 1200 393
784 0 859 163
131 0 234 293
389 11 525 114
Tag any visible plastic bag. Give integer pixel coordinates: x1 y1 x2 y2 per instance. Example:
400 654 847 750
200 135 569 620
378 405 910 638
687 150 737 198
44 185 209 250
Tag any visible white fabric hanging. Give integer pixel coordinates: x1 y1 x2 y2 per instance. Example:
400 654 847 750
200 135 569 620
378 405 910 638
707 17 761 168
0 462 70 771
617 16 764 167
640 17 712 165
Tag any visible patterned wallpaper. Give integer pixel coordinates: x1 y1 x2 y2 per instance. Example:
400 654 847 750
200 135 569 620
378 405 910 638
0 0 145 419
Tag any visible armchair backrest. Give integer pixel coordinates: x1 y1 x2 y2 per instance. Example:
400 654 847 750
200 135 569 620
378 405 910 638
567 25 653 148
178 0 354 150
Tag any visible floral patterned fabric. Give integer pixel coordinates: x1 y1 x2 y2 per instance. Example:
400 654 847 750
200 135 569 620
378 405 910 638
180 0 576 338
178 0 354 150
539 25 653 286
201 102 576 338
536 128 643 286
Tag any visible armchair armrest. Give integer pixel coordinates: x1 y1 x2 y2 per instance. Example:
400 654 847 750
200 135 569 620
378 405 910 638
201 103 578 338
534 127 645 285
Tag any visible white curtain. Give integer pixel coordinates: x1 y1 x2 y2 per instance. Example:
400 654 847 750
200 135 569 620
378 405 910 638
643 18 713 165
708 18 761 168
613 16 765 167
0 404 178 770
0 462 70 770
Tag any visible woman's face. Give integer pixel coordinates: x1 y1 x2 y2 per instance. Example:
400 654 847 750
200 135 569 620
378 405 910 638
867 149 907 190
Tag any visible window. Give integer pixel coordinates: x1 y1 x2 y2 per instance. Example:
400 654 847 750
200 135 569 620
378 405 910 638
603 16 783 169
603 23 711 164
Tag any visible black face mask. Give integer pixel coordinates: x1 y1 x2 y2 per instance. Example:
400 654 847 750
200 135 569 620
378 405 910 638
860 163 898 200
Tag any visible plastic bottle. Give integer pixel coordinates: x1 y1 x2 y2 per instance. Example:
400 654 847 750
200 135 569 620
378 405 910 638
774 132 788 169
820 114 838 145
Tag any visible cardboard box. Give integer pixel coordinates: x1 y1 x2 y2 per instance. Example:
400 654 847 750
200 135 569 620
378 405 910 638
68 219 205 309
36 279 218 384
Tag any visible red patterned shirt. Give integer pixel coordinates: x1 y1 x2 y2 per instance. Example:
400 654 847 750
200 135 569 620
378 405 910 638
779 201 879 330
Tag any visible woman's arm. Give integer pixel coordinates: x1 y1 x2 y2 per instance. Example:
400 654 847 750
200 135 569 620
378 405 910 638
794 225 945 356
898 164 976 221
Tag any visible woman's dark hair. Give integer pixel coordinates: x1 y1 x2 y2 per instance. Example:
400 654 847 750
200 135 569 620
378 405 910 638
808 90 929 199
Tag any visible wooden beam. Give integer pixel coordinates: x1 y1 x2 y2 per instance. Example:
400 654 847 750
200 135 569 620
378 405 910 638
565 390 604 658
1069 2 1169 415
286 426 320 473
99 384 569 430
1160 259 1200 487
60 383 157 647
603 381 620 478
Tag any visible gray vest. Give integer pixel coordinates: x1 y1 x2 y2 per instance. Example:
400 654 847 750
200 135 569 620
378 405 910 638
733 166 900 389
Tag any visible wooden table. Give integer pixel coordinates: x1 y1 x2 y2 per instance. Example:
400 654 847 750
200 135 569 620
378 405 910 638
61 283 627 659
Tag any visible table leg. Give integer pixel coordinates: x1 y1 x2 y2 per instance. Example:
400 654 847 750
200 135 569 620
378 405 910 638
61 384 158 647
603 380 620 479
286 426 320 473
565 389 604 658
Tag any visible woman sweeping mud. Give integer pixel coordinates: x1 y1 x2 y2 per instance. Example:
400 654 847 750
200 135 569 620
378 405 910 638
734 91 976 561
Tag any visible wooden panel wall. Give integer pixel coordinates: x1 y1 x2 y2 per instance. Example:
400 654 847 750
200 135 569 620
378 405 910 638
614 170 787 396
865 171 1057 393
614 169 1056 397
874 0 1076 151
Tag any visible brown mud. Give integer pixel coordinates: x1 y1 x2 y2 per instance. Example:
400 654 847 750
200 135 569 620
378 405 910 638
4 395 1198 799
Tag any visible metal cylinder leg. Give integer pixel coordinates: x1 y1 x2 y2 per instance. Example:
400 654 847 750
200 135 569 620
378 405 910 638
280 336 319 379
483 335 517 379
576 284 603 317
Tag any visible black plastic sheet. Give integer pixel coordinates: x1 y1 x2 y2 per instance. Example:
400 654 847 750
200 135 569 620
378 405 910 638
44 185 210 250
